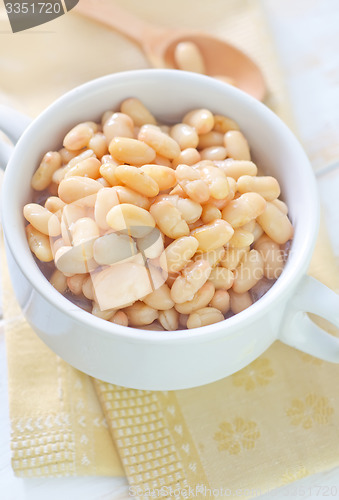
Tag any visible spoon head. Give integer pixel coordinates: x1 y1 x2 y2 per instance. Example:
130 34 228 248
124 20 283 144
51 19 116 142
146 32 267 101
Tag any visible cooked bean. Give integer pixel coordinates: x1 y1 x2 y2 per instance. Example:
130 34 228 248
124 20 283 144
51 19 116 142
84 121 99 133
103 112 134 142
172 147 201 167
232 249 264 293
58 176 102 204
191 219 234 252
210 289 230 314
158 308 179 331
240 220 256 233
115 165 159 197
271 198 289 214
187 307 224 329
109 137 156 165
164 236 199 273
176 164 200 182
92 303 117 321
23 203 61 237
216 159 257 180
228 228 254 248
257 202 293 244
169 184 187 197
254 235 284 279
229 290 253 314
63 123 94 151
175 282 215 314
155 194 202 224
82 276 94 300
31 152 62 191
170 123 199 150
209 266 234 290
194 162 229 199
88 133 108 159
120 98 157 127
143 283 174 310
110 311 129 327
183 109 214 134
106 203 155 238
200 146 227 161
101 154 118 165
26 224 53 262
174 41 206 74
170 260 211 304
222 192 266 228
150 200 189 239
94 233 137 265
198 130 224 149
113 185 151 210
52 166 68 184
237 175 281 201
65 157 101 179
220 247 249 270
247 224 260 245
52 237 65 255
62 201 89 232
44 196 66 214
181 179 210 204
201 204 222 224
67 149 96 170
67 274 87 295
124 301 158 326
224 130 251 160
94 187 119 230
213 114 240 134
101 110 113 126
140 164 176 191
137 228 164 259
138 124 181 159
59 148 80 165
154 154 172 168
50 269 68 293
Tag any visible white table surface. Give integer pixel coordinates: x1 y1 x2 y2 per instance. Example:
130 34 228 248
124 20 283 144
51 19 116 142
1 0 339 498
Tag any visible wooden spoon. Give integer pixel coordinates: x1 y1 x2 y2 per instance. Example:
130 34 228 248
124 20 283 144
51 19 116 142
75 0 266 101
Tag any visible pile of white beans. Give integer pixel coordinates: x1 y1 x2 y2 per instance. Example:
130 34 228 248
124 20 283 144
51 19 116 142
23 98 293 331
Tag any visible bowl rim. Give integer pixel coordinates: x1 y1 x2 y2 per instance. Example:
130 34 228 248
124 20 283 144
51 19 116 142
1 69 319 344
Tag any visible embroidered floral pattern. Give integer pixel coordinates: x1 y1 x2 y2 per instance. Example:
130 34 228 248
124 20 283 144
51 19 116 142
280 465 309 484
214 417 260 455
232 358 275 391
286 393 334 429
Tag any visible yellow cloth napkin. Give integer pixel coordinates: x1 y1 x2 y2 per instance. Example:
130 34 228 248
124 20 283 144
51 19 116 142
1 0 339 495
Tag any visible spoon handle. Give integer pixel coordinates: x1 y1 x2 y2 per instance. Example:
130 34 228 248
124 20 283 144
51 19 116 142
75 0 163 46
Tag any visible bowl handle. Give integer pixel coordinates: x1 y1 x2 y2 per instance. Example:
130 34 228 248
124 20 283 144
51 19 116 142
0 105 31 169
279 275 339 361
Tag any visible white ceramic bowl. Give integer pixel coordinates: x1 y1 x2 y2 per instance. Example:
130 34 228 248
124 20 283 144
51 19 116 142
1 70 339 390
